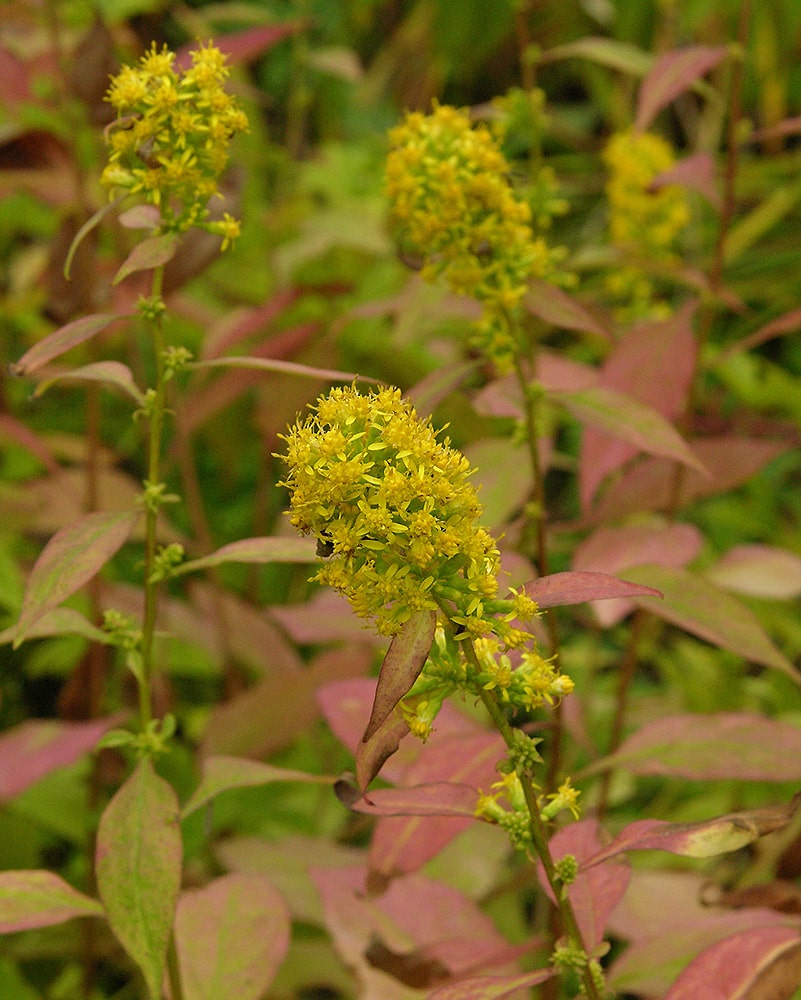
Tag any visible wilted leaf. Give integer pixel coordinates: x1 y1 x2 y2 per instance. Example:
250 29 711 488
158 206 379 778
14 509 139 646
176 536 318 576
635 46 729 130
33 361 145 404
665 926 801 1000
10 314 127 376
586 713 801 781
182 755 336 819
524 571 662 609
113 232 180 284
189 355 371 384
363 610 437 742
0 871 103 932
705 545 801 599
96 759 181 1000
0 716 123 800
174 873 291 1000
623 564 800 681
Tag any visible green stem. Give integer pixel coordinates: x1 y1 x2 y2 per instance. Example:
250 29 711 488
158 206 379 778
166 934 184 1000
138 265 167 729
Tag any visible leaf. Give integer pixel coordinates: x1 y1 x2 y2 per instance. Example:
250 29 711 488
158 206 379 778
0 717 123 800
587 796 801 864
95 758 182 1000
113 232 180 284
0 871 103 932
524 282 610 339
32 361 145 404
705 544 801 599
557 386 705 474
175 536 318 576
653 153 720 208
182 755 336 819
14 509 139 646
540 36 652 76
175 22 307 70
10 314 128 376
174 873 290 1000
635 46 729 130
665 927 801 1000
723 305 801 358
189 355 372 384
428 970 554 999
362 609 437 743
0 607 113 647
64 196 126 279
336 780 480 817
586 713 801 781
524 571 662 609
355 714 413 795
623 564 800 681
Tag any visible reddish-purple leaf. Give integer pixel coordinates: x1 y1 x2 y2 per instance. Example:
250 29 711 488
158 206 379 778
96 758 182 1000
0 413 59 473
176 536 318 576
182 755 335 819
586 796 800 867
705 544 801 599
14 509 139 646
0 870 103 932
587 713 801 782
428 969 554 999
653 153 720 208
337 780 479 817
33 361 145 404
363 610 437 742
524 281 610 339
524 570 662 608
174 873 291 1000
118 205 160 230
189 355 371 384
175 23 306 70
113 232 180 284
623 564 800 681
10 314 127 376
355 714 413 794
723 305 801 358
0 717 123 800
407 361 481 417
665 926 801 1000
636 46 729 130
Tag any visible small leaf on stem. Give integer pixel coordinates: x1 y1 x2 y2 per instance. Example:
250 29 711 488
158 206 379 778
0 870 103 932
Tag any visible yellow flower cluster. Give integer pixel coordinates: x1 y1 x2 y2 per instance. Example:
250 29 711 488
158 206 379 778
472 636 574 712
603 129 690 318
475 772 581 849
385 103 566 365
280 385 500 636
101 42 248 246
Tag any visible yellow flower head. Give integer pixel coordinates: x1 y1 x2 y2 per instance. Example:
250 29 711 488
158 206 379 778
101 41 248 247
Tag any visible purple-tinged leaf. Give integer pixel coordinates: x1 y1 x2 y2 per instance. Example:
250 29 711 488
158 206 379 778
723 305 801 358
0 870 103 932
584 795 800 867
558 386 704 473
653 153 720 208
0 716 124 800
363 610 437 743
407 360 481 417
33 361 145 404
623 564 800 681
585 713 801 782
356 714 413 794
525 281 610 339
428 969 554 999
0 607 113 646
705 544 801 600
119 205 160 230
10 314 128 376
337 780 479 817
0 413 59 473
176 536 318 576
113 232 180 285
96 758 182 1000
182 755 335 819
174 873 290 1000
189 355 373 384
665 926 801 1000
175 23 307 70
524 571 662 609
14 509 139 646
636 46 729 130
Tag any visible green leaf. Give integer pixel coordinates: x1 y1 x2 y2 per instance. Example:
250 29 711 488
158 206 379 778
14 510 139 647
539 36 652 75
181 755 336 819
175 536 317 577
33 362 145 405
189 355 374 384
95 758 182 1000
10 314 128 377
0 870 103 932
0 607 113 646
113 232 180 284
175 874 290 1000
554 386 706 473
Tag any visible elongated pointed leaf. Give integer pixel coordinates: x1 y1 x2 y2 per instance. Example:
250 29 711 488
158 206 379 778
0 607 113 647
182 755 335 819
636 46 729 130
189 355 372 384
10 314 128 376
174 873 290 1000
623 564 800 681
0 870 103 932
525 281 610 339
524 571 662 609
705 544 801 599
337 780 479 817
540 36 652 75
114 232 180 284
356 714 412 793
556 386 705 473
175 536 317 576
95 759 182 1000
428 969 554 999
14 509 139 646
33 361 145 404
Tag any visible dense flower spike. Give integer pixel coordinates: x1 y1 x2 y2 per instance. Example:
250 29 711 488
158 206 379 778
385 103 568 366
603 129 690 318
101 42 248 246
